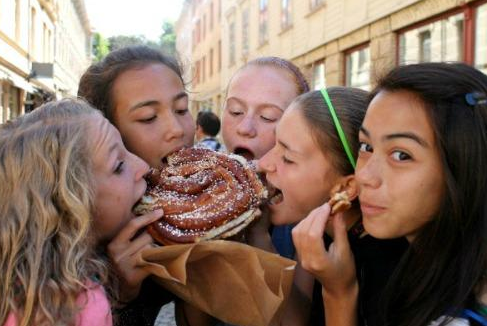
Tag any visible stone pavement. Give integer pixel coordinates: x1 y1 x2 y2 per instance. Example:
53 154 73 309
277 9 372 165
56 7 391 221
154 302 177 326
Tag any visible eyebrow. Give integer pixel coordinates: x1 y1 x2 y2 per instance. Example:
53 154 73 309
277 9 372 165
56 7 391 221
172 92 188 103
227 96 283 111
360 126 429 148
256 103 284 112
277 139 300 154
129 92 188 112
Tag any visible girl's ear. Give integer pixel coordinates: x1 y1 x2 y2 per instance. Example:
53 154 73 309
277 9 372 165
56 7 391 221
329 174 359 201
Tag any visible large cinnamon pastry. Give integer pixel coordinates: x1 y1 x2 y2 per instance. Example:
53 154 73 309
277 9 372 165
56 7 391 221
134 147 268 245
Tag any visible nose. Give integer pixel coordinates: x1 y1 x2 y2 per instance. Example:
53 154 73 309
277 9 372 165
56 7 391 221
257 146 277 174
131 152 150 181
236 115 257 138
163 113 185 142
355 155 381 190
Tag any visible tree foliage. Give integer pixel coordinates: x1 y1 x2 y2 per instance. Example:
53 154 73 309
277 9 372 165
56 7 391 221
107 35 159 52
92 20 177 61
92 32 109 62
160 21 176 56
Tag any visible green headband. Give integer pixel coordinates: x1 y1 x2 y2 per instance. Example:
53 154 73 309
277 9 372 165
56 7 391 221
320 88 356 169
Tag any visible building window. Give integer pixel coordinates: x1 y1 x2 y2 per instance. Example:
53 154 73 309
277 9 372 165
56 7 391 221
281 0 292 29
259 0 268 45
418 30 431 62
30 7 36 56
399 12 464 64
202 56 206 82
210 2 214 30
218 40 222 72
210 48 214 77
196 19 201 44
15 0 21 41
242 8 250 57
43 23 48 61
346 46 370 90
310 0 323 10
8 86 20 121
229 22 236 66
195 60 200 85
203 15 206 40
475 3 487 75
312 61 326 90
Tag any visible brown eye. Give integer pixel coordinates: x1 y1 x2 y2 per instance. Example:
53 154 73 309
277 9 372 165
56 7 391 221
391 151 411 161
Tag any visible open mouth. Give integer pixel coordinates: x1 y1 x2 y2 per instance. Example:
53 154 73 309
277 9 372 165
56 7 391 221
233 147 255 160
161 146 186 167
268 186 283 206
161 157 168 166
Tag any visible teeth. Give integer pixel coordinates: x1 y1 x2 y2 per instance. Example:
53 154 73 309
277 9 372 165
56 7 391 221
269 192 283 205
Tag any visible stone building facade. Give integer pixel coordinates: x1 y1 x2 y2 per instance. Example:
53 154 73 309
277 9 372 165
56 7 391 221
0 0 91 123
177 0 487 116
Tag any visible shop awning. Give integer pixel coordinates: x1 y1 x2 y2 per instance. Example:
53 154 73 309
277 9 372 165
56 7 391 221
0 67 36 93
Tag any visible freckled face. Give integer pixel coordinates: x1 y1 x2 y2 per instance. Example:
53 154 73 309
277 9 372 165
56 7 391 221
356 90 445 242
222 66 299 160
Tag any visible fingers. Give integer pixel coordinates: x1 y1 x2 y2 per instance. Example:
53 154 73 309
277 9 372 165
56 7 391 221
309 203 331 237
331 212 352 256
113 209 163 243
292 203 331 270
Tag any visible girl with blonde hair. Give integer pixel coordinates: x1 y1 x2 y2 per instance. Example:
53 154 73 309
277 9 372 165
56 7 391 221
0 98 159 326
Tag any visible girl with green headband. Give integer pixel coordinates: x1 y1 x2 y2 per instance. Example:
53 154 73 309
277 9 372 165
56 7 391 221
294 63 487 326
259 87 407 325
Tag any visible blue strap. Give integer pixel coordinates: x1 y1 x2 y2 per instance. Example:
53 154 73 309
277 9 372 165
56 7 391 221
461 309 487 326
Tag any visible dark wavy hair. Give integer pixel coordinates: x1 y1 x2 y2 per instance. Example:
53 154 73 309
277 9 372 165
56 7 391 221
78 45 183 122
373 62 487 326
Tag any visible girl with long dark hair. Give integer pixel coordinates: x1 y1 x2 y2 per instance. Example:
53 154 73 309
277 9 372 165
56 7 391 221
293 62 487 326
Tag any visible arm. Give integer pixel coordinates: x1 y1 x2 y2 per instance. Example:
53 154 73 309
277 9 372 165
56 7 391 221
106 209 163 303
292 203 358 326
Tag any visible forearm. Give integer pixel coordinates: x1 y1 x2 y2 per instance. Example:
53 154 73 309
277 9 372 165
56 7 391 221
322 282 359 326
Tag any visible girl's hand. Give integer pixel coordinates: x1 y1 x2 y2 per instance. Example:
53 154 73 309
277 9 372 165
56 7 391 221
292 203 357 296
106 209 163 303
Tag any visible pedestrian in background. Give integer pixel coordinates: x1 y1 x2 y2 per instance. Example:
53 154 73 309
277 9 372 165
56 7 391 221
195 110 225 152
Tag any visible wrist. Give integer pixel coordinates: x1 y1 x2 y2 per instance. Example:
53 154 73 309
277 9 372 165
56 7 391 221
322 281 359 326
322 279 359 302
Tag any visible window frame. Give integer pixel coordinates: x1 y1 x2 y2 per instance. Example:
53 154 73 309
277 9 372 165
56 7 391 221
394 1 487 66
344 43 371 90
259 0 269 46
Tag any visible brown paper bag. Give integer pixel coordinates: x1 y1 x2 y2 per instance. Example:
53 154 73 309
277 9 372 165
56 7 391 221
138 240 296 326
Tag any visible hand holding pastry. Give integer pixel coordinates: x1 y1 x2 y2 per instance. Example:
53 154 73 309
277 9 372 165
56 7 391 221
292 200 356 297
106 209 164 303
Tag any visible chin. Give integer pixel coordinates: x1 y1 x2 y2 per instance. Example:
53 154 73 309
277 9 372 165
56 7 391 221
270 207 299 226
363 219 390 239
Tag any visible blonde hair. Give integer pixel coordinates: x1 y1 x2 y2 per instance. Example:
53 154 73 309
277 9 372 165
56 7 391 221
0 99 108 325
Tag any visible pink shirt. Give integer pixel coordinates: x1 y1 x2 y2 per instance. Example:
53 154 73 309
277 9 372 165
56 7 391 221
4 283 112 326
